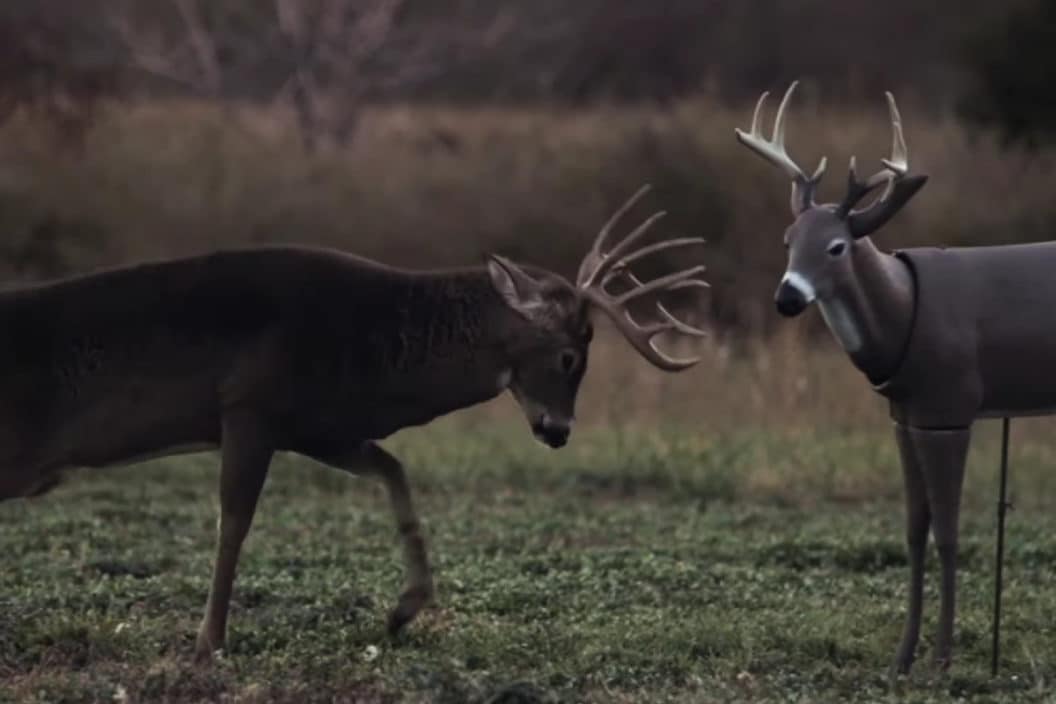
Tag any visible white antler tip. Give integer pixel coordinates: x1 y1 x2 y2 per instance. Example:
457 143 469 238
626 183 653 203
885 92 904 128
812 156 828 181
749 91 771 134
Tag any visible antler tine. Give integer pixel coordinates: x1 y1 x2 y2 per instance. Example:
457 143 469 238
736 81 828 215
881 91 908 176
581 283 704 371
748 90 770 138
734 81 810 182
600 236 707 287
577 187 708 371
772 80 797 149
617 269 710 296
613 265 708 306
597 183 653 249
620 274 707 338
604 211 668 268
656 302 708 336
576 184 653 288
840 91 912 216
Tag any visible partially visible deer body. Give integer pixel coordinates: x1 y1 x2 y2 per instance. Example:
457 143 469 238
737 82 1056 673
0 186 707 660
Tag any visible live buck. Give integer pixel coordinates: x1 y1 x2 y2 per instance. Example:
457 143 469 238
737 81 1056 673
0 186 707 660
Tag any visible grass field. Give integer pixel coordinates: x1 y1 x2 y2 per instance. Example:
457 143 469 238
4 84 1056 703
2 393 1055 703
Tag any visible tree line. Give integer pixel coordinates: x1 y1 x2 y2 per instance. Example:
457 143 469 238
0 0 1050 149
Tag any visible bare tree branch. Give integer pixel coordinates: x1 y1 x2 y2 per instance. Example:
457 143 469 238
108 0 511 149
107 0 221 94
172 0 222 96
108 10 197 87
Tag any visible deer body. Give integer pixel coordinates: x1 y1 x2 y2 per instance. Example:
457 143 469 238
0 188 708 661
803 238 1056 675
736 82 1051 673
874 243 1056 423
0 247 513 489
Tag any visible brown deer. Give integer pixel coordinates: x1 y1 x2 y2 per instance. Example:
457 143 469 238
735 81 1056 673
0 186 707 660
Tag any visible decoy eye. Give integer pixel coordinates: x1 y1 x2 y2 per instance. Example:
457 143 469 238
827 240 848 257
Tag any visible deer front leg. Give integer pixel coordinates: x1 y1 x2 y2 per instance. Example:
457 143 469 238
893 423 931 675
305 441 433 634
362 442 434 634
908 425 970 671
195 410 274 662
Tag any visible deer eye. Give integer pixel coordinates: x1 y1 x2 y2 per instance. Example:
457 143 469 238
558 349 579 374
827 240 848 257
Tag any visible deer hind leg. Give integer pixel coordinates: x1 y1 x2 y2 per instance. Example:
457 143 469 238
907 425 971 671
893 422 931 675
0 469 57 501
364 443 433 634
195 410 274 662
0 434 63 501
304 441 433 635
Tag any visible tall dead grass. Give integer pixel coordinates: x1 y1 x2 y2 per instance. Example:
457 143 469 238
1 97 1054 329
0 98 1054 439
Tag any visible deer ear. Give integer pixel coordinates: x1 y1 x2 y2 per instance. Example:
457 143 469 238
487 254 546 320
848 174 928 239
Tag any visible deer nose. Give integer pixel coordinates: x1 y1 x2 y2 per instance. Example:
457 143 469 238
775 281 808 317
532 414 571 448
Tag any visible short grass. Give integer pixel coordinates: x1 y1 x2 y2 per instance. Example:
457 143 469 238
2 417 1055 703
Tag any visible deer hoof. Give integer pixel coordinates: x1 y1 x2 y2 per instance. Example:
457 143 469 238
386 584 433 636
930 656 953 673
194 631 222 664
891 648 915 677
193 645 216 664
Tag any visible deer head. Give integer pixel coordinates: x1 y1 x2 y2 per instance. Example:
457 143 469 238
735 81 928 318
487 185 708 447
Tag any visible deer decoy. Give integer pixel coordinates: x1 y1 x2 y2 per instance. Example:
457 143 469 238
0 185 708 661
736 80 1056 673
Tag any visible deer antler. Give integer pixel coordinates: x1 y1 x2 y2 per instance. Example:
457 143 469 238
734 81 827 215
838 92 909 217
577 185 709 372
841 92 928 238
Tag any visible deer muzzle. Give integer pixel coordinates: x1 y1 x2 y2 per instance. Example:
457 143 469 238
775 272 814 317
532 414 571 448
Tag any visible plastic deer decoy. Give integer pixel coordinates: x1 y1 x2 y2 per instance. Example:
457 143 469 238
736 81 1056 673
0 185 707 661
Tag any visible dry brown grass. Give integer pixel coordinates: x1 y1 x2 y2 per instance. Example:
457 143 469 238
1 97 1054 328
1 97 1055 444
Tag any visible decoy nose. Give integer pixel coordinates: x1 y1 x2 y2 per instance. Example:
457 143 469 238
775 282 808 317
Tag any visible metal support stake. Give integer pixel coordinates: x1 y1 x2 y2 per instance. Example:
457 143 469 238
991 416 1011 677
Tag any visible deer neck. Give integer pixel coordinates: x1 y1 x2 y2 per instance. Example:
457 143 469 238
818 237 915 384
394 270 518 405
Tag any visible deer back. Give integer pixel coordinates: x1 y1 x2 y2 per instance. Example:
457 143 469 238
876 242 1056 425
0 246 513 466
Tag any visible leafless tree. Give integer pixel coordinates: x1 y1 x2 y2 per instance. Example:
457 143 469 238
107 0 223 98
0 0 118 148
108 0 513 151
